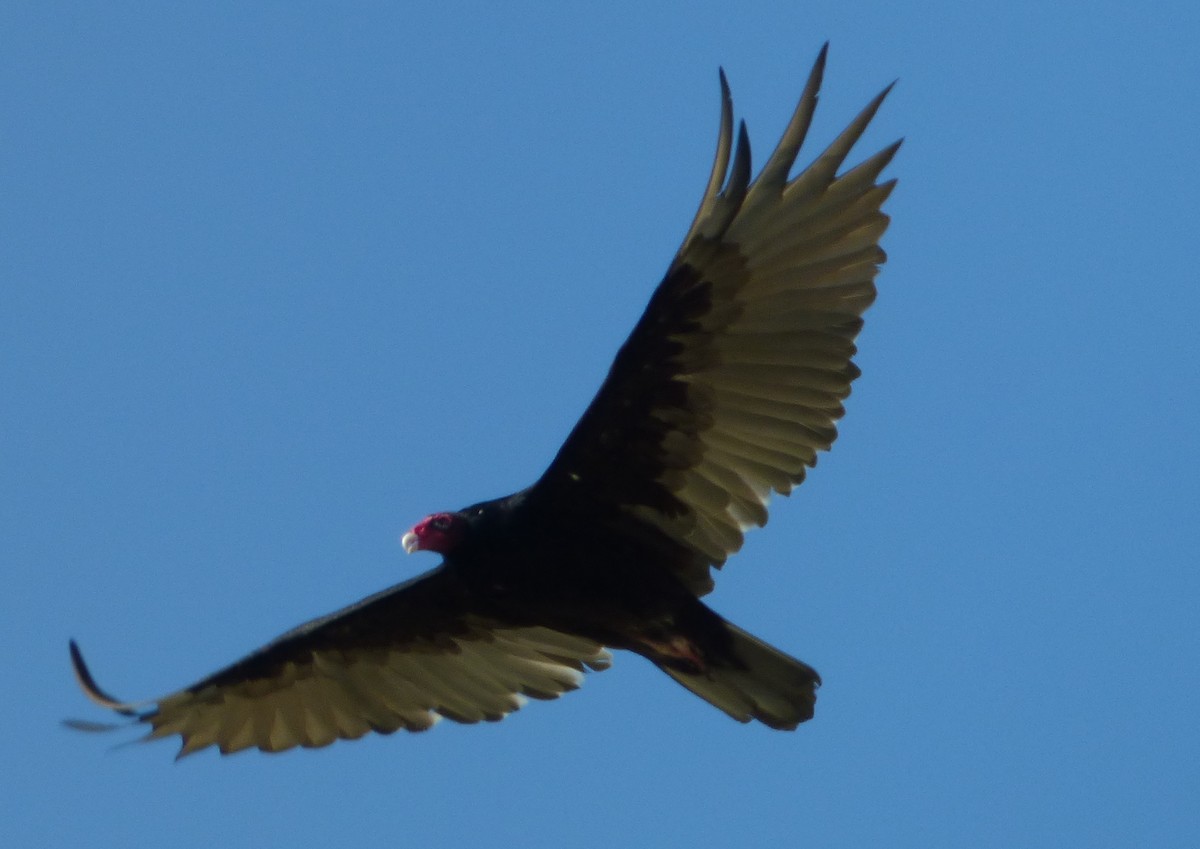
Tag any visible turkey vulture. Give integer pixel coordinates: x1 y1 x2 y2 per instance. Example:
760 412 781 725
69 45 899 757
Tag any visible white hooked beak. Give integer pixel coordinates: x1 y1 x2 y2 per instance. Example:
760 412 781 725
401 531 419 554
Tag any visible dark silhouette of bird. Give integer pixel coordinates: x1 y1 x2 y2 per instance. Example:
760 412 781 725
69 44 899 757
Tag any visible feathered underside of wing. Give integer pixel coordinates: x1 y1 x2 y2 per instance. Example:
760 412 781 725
68 572 612 757
537 45 899 594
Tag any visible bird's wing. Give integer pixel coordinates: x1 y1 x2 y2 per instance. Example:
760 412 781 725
533 45 899 594
69 567 611 758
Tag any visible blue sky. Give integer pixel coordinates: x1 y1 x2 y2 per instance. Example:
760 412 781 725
4 2 1198 847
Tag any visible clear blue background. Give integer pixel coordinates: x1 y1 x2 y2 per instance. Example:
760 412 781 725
5 2 1198 847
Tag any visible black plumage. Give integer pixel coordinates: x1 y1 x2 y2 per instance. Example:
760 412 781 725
69 44 899 757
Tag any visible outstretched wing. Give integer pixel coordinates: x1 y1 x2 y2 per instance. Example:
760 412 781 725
69 567 611 758
534 45 900 594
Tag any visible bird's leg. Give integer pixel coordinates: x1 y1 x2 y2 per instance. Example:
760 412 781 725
633 633 708 674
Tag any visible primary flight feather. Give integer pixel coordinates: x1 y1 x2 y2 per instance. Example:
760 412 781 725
70 44 899 757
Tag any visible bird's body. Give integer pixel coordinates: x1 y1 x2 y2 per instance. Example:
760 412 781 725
69 45 899 757
431 492 748 679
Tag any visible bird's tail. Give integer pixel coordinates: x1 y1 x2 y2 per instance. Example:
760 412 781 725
658 620 820 730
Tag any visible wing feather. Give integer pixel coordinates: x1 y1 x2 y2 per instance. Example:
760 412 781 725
68 568 611 757
533 49 896 593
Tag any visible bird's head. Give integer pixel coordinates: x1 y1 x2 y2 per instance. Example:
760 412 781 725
401 512 468 555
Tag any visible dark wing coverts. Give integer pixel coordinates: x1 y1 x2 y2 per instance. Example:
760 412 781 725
538 45 898 593
70 569 610 757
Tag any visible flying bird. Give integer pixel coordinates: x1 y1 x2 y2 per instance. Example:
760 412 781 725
69 45 899 758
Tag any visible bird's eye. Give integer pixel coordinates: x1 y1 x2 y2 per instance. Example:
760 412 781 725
430 516 451 532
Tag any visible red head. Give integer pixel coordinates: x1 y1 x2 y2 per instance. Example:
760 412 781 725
401 512 467 555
